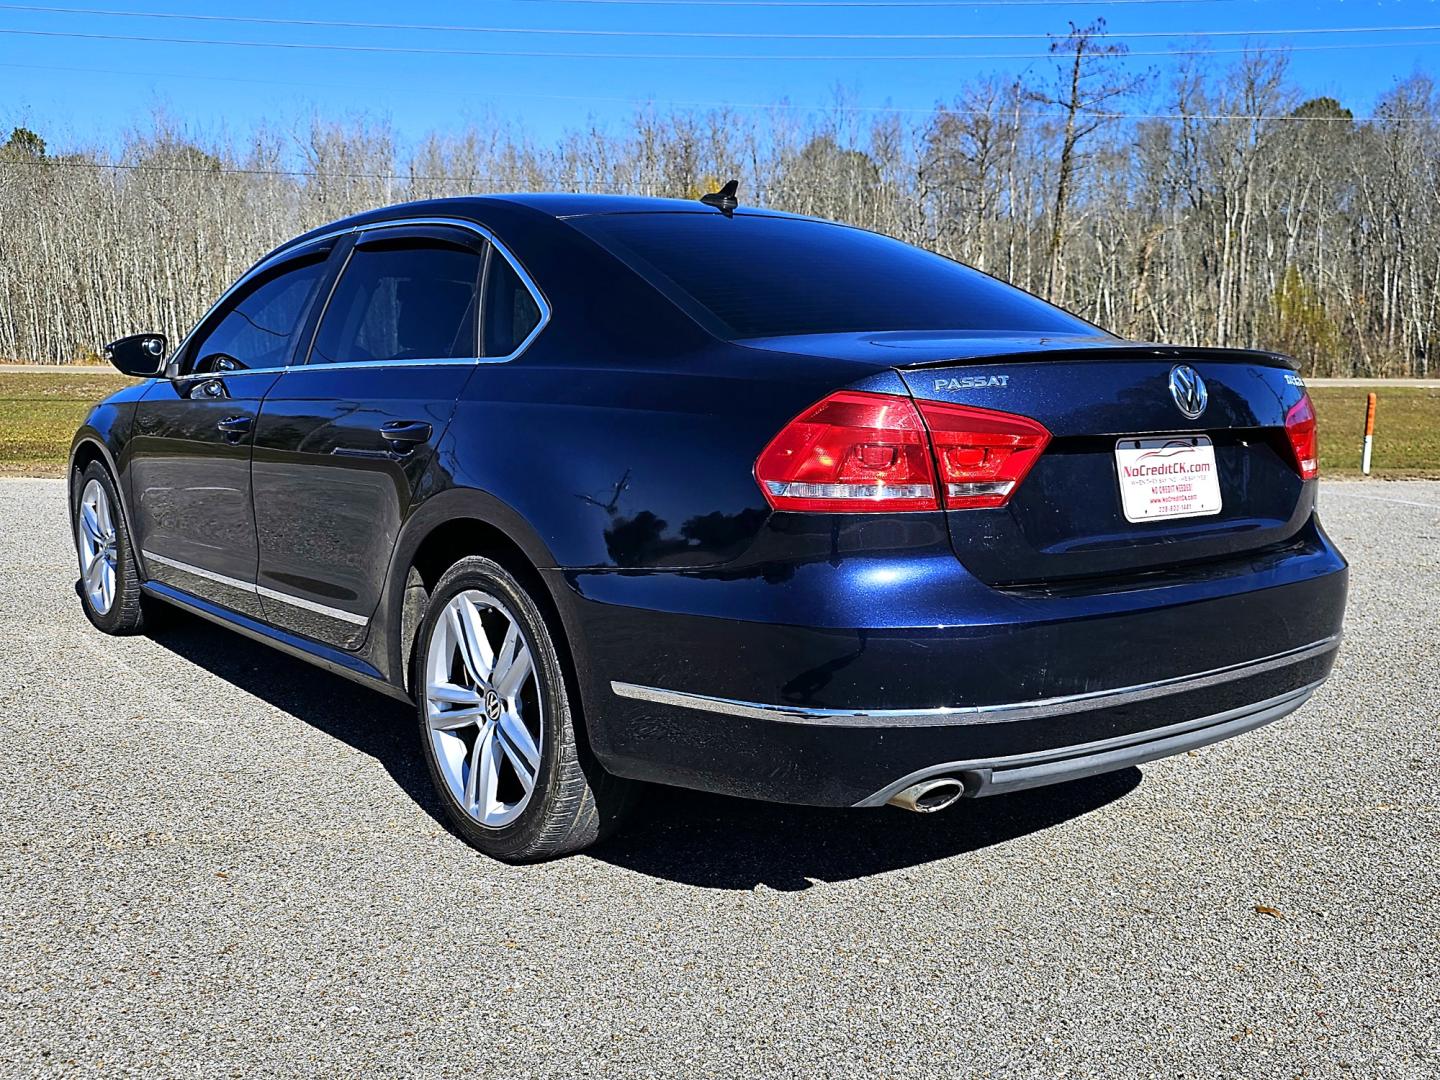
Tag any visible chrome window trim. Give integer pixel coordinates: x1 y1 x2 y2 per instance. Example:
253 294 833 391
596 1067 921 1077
610 634 1341 729
168 215 551 377
289 357 490 373
168 230 353 376
299 216 551 370
142 549 370 626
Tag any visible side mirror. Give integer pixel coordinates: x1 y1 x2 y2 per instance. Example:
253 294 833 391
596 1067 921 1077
105 333 168 377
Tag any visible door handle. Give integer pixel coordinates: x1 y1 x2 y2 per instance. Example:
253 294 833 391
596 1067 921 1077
216 415 252 441
378 420 432 449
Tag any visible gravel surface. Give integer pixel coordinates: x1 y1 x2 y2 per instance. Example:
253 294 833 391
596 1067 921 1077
1 478 1436 1078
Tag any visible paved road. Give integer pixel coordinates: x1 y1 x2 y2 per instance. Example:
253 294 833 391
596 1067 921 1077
2 479 1436 1078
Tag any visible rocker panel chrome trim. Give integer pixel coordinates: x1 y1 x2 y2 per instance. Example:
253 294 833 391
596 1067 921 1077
609 634 1339 729
141 549 370 626
140 581 408 703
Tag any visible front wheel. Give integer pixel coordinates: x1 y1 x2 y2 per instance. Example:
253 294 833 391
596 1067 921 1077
414 556 634 862
73 460 146 634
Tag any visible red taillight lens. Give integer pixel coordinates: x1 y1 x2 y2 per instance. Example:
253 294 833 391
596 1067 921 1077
1285 392 1319 480
755 391 937 512
918 400 1052 510
754 390 1052 513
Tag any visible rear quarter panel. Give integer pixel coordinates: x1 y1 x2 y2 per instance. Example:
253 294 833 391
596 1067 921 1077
446 352 905 569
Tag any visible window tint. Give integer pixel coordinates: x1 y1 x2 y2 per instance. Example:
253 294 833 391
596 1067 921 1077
187 255 327 371
482 251 542 357
571 213 1093 340
311 242 481 365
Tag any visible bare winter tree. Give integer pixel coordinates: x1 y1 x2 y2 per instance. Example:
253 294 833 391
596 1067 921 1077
1029 20 1149 303
3 50 1440 376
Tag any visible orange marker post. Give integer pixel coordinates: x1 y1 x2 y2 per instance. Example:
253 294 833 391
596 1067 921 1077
1361 392 1377 475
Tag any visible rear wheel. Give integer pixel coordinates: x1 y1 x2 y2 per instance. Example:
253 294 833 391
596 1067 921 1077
415 555 634 861
73 460 146 635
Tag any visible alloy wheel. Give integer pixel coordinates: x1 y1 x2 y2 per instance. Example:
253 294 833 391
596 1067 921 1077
424 590 544 829
77 478 118 615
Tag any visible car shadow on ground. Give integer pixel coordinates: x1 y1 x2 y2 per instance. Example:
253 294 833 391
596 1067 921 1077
143 604 1141 891
590 771 1139 890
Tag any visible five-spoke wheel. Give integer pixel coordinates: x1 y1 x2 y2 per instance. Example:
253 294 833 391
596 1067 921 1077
414 556 634 861
72 460 145 634
425 590 543 829
76 477 118 615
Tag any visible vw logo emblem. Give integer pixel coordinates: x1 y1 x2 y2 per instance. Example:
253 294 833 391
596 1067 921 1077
484 690 503 722
1169 365 1208 420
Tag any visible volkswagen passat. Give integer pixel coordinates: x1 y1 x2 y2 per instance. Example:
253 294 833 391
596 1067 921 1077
71 190 1347 861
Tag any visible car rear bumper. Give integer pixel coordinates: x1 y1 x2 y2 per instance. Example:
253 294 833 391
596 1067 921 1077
856 680 1320 806
588 634 1337 806
549 522 1348 807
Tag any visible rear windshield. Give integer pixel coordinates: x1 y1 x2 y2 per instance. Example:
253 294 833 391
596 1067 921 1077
569 212 1092 340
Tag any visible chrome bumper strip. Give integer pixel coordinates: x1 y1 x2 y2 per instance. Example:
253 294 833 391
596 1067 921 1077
609 634 1340 729
854 682 1320 807
141 549 369 626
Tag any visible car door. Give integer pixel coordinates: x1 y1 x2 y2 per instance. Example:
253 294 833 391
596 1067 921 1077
249 223 496 648
129 242 337 617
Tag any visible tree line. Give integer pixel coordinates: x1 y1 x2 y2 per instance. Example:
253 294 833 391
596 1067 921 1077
2 32 1438 376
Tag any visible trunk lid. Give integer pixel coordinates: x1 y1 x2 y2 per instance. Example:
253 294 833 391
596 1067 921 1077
890 340 1313 586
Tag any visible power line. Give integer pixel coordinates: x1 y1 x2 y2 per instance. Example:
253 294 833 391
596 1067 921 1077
0 155 651 188
5 57 1408 120
486 0 1251 6
0 3 1426 40
4 26 1440 60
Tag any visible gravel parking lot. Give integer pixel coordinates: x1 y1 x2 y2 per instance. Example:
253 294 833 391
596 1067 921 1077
1 478 1436 1078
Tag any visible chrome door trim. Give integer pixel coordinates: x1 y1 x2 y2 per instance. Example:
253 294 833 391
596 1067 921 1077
610 634 1341 729
141 549 254 593
141 549 369 627
254 584 370 626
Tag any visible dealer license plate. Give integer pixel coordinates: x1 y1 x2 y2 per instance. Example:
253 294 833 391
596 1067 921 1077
1114 436 1223 523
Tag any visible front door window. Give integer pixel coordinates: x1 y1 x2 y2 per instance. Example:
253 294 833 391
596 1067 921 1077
185 254 330 375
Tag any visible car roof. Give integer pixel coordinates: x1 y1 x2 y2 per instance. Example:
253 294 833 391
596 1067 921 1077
286 192 798 240
271 192 810 264
491 192 799 219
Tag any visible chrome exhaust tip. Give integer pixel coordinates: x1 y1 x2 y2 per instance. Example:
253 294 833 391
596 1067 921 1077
887 777 965 814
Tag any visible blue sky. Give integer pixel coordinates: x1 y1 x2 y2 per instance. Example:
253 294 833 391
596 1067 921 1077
3 0 1439 153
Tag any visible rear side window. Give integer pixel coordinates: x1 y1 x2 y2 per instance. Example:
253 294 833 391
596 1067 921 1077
187 255 328 371
311 242 482 364
570 213 1092 340
482 252 543 357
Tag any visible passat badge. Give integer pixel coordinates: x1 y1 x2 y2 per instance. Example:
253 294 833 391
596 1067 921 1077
1168 365 1207 420
934 374 1009 392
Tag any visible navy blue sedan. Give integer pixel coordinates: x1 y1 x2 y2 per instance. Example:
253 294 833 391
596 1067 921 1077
71 190 1347 861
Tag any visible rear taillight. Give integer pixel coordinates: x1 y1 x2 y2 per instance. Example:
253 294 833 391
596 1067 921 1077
1285 392 1319 480
917 399 1052 510
754 391 937 512
754 390 1051 513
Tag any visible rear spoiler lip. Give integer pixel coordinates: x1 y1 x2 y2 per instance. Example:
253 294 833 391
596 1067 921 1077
894 343 1300 373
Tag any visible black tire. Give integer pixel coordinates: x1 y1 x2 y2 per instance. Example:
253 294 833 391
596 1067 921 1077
72 459 147 635
414 555 635 862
